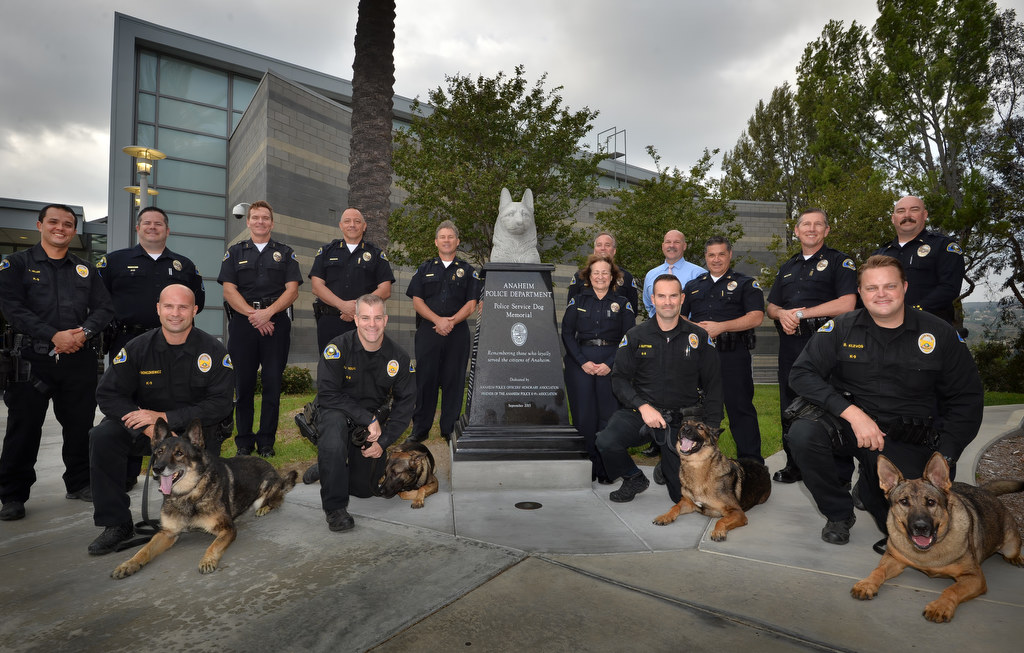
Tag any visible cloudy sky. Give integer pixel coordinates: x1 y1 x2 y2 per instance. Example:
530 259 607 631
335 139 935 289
1 1 1021 294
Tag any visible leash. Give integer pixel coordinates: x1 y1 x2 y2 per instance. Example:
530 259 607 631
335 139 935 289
113 456 162 552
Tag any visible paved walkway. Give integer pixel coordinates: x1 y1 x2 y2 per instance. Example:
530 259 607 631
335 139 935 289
1 405 1022 652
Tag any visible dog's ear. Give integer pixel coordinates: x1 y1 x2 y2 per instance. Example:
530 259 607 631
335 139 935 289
707 423 722 444
153 418 171 443
876 455 904 494
923 451 952 492
186 419 205 449
499 187 512 211
521 188 534 210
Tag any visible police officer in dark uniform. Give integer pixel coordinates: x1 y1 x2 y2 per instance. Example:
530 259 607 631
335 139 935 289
217 200 301 457
97 206 205 489
766 208 857 483
566 231 639 313
315 294 414 532
873 195 964 325
0 204 113 522
562 254 635 483
86 284 234 554
406 220 480 443
787 256 982 547
596 274 723 503
98 206 205 363
310 207 394 352
682 236 765 463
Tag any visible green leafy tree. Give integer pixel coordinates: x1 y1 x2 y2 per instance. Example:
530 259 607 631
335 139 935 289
598 147 741 288
347 0 396 247
389 66 602 265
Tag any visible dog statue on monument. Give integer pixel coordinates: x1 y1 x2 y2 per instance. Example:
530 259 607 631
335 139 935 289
489 188 541 263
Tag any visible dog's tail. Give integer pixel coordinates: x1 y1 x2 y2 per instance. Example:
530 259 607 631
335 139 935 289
281 470 299 493
980 479 1024 496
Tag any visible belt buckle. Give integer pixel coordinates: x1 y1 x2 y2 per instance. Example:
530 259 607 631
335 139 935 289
252 301 262 309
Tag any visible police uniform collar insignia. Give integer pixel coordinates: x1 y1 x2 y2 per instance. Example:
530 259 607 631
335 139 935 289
688 333 700 348
324 344 341 360
113 348 127 364
387 359 399 377
918 333 936 354
222 354 233 369
197 353 212 373
75 264 89 278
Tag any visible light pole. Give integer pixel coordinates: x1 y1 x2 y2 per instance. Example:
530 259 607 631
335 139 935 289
122 146 166 211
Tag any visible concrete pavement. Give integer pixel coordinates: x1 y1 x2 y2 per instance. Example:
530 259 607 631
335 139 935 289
1 404 1023 652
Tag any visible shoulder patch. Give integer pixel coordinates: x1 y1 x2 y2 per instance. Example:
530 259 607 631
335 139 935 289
957 332 966 344
567 298 575 307
409 361 416 373
222 251 230 261
291 252 298 261
323 344 341 360
625 302 634 314
113 348 127 364
316 246 323 256
387 359 399 377
472 270 480 280
632 278 640 290
752 280 761 290
818 320 835 333
97 256 107 269
380 250 389 261
222 354 233 369
842 258 856 270
947 242 962 255
618 334 628 348
569 276 577 286
707 335 715 347
0 259 9 271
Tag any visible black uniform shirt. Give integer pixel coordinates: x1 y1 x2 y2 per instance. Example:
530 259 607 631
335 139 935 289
309 239 394 301
682 269 764 323
217 238 303 301
611 317 724 424
98 244 205 328
767 245 857 310
567 266 639 312
0 243 113 346
97 327 235 436
873 228 964 323
316 330 415 450
406 257 481 323
789 308 983 460
561 288 635 368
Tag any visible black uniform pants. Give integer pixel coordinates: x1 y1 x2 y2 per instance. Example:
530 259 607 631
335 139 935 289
0 350 96 504
108 327 151 483
719 347 762 463
785 417 941 533
89 417 221 526
229 311 291 451
318 407 384 513
316 314 355 353
411 320 470 439
777 332 811 467
596 409 683 502
564 344 618 481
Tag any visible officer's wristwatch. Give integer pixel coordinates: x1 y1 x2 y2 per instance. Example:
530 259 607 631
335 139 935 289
79 326 94 338
795 311 804 319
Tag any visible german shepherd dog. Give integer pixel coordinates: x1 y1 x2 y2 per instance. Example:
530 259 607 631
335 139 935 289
111 419 298 579
653 420 771 541
376 441 439 509
852 452 1024 622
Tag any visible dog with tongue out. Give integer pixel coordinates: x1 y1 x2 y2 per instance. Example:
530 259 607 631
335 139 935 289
111 418 297 579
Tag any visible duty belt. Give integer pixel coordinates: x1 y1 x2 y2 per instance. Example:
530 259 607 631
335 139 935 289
715 329 756 352
313 302 340 320
246 296 280 309
578 338 615 346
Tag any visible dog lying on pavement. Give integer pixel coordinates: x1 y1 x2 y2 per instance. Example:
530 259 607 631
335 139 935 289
653 419 771 540
111 418 297 579
851 452 1023 622
376 441 439 509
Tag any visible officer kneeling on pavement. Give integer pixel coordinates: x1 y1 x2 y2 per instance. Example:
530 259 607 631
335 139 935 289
87 284 234 555
311 294 415 532
786 255 983 550
596 274 723 503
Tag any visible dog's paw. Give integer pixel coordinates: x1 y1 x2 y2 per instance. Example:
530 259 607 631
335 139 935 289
410 500 425 509
111 561 140 580
198 558 219 574
850 581 878 600
254 505 271 517
1005 553 1024 568
710 529 728 542
923 598 956 623
652 514 675 526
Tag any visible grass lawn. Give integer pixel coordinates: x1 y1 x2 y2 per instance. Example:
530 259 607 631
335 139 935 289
216 386 1024 470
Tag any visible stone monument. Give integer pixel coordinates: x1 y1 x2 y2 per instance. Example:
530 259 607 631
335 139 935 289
453 188 587 488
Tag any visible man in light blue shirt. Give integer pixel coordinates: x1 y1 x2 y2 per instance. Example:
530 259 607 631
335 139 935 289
642 230 705 317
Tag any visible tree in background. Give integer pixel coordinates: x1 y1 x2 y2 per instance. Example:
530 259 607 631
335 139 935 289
389 66 602 265
598 147 741 283
347 0 396 248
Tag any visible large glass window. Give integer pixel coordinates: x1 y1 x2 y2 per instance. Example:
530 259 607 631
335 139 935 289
159 59 228 107
138 52 157 92
157 189 226 217
158 160 226 195
166 214 226 237
157 128 226 165
137 93 156 123
233 78 258 111
158 97 228 136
